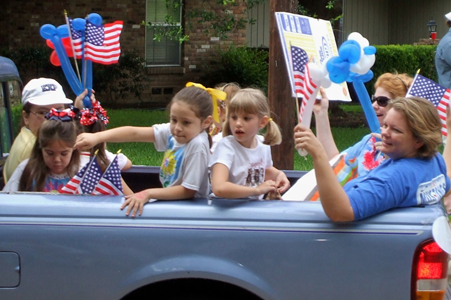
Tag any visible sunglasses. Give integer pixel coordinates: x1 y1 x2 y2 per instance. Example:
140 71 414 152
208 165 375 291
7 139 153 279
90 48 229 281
372 96 390 107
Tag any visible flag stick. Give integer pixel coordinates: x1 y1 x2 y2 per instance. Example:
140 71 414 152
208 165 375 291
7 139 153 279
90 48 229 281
83 14 89 90
64 9 81 83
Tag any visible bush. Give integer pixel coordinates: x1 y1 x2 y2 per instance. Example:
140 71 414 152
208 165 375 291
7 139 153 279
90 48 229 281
201 45 269 90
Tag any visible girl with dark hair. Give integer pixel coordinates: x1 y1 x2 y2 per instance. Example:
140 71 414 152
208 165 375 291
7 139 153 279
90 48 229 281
3 109 80 192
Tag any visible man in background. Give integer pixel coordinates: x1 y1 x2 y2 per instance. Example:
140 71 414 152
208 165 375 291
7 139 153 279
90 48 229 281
435 12 451 88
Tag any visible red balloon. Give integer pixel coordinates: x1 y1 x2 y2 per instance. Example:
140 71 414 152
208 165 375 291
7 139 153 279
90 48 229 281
62 37 71 47
46 39 55 49
50 51 61 66
64 45 74 58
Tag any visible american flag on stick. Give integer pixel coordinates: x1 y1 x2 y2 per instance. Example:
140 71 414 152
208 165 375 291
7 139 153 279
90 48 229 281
92 154 123 195
291 45 318 122
60 155 102 194
70 19 123 65
405 73 450 137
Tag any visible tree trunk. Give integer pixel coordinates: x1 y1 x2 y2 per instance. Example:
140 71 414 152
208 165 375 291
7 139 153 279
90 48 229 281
268 0 297 170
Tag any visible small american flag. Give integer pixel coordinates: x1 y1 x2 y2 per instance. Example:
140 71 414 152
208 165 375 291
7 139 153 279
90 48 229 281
60 156 102 194
70 20 123 65
291 45 318 122
406 74 450 137
92 155 123 195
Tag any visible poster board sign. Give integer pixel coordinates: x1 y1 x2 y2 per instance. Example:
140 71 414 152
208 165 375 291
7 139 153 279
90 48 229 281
275 12 351 102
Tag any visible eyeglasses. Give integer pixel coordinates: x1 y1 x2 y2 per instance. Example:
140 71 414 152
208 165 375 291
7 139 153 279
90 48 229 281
30 111 48 118
372 96 391 107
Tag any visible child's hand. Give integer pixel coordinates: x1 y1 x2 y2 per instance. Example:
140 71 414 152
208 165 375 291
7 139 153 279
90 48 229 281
121 191 150 217
275 171 290 193
312 88 329 115
256 180 277 196
74 133 98 150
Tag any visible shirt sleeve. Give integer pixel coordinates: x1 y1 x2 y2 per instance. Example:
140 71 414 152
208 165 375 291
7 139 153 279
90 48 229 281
180 136 209 192
3 159 28 192
152 123 171 152
208 138 234 170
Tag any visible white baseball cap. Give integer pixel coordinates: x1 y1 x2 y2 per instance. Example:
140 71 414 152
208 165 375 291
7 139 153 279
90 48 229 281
22 78 73 106
445 12 451 21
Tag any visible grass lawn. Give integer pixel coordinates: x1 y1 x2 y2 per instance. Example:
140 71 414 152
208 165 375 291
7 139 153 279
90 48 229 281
106 108 370 170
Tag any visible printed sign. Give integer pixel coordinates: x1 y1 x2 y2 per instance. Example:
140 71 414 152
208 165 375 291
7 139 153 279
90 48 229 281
275 12 351 101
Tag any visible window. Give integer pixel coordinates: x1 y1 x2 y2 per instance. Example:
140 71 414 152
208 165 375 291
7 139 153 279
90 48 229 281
145 0 182 66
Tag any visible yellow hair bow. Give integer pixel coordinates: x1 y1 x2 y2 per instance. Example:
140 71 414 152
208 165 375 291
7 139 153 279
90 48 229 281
186 82 226 123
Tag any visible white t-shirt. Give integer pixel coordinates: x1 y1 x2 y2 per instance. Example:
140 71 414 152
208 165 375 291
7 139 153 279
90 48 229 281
209 135 273 199
153 123 211 198
79 151 129 171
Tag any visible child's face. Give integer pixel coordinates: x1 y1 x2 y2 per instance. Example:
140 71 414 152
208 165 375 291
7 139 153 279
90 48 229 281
169 101 211 144
229 110 267 148
42 140 74 175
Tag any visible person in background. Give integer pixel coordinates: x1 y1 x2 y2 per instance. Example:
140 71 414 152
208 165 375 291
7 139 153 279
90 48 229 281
210 82 241 153
3 109 80 192
313 72 413 179
209 88 290 199
74 83 218 217
3 78 73 184
435 11 451 89
294 97 450 221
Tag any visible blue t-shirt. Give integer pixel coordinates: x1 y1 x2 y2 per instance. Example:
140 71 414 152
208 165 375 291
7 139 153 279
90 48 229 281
344 153 450 220
343 134 385 178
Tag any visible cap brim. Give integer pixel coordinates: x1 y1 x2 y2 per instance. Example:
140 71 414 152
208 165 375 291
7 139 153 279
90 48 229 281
26 97 73 106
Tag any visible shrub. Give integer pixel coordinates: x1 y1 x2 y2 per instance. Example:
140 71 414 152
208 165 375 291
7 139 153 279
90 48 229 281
201 45 269 90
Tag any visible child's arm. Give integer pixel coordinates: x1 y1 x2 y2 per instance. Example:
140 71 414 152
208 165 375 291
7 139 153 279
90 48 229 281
121 178 133 195
120 186 196 217
211 163 277 199
265 167 291 193
75 126 155 150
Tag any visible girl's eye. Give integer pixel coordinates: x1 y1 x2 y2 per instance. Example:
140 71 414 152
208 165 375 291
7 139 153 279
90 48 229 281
183 121 191 125
231 115 237 120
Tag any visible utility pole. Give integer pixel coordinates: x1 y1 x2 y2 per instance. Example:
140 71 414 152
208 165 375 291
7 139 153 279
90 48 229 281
268 0 298 170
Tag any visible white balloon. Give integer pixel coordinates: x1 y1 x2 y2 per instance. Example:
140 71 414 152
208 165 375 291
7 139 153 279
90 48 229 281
321 75 332 89
308 63 323 83
347 32 363 42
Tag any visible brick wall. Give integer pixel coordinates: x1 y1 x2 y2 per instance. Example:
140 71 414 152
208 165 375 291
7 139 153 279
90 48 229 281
1 0 248 107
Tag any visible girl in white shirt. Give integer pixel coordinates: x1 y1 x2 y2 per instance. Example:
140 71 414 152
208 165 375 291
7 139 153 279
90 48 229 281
209 88 290 199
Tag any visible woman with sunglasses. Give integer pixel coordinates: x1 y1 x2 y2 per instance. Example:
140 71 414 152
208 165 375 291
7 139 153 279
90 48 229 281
313 72 413 180
295 97 450 221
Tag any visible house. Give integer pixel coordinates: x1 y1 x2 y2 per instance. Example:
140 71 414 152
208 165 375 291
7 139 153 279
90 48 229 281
1 0 449 106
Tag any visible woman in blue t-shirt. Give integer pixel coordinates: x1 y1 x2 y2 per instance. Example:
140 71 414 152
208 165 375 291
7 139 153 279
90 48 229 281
294 97 451 221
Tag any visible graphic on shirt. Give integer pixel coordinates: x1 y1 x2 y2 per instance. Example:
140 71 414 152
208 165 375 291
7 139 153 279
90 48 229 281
417 174 447 205
160 136 184 188
362 136 384 171
43 175 70 193
244 160 265 187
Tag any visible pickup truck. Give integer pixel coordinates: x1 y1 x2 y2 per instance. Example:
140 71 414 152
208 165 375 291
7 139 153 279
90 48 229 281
1 56 451 300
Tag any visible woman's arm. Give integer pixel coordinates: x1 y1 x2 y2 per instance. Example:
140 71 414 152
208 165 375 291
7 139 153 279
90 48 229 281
75 126 155 150
294 123 355 221
211 163 276 199
120 185 196 217
313 88 340 160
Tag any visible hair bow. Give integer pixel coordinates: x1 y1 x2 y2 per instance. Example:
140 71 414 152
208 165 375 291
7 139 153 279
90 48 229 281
186 82 227 124
79 101 109 126
45 108 75 122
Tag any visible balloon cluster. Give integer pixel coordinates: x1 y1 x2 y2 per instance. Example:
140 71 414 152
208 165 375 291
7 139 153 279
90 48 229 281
326 32 376 84
324 32 380 134
40 13 105 108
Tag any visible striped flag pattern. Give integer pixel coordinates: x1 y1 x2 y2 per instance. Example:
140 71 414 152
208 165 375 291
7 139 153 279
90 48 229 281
93 155 123 195
70 20 123 65
291 45 318 122
60 156 102 194
406 74 450 137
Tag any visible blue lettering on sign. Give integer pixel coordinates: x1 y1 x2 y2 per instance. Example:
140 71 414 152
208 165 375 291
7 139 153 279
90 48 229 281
318 36 333 64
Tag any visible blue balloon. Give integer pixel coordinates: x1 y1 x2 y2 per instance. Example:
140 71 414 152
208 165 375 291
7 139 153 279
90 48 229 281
363 46 376 55
338 41 361 64
56 24 69 38
326 57 350 84
353 79 380 134
40 24 56 40
354 70 374 83
88 13 103 26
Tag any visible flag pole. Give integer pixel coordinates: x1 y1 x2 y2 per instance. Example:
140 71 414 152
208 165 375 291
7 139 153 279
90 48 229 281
83 14 89 91
64 9 81 83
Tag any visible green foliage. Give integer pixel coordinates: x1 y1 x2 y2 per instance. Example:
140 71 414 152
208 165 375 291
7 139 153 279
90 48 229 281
366 44 437 95
93 50 147 105
201 45 269 90
11 105 23 136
